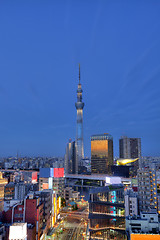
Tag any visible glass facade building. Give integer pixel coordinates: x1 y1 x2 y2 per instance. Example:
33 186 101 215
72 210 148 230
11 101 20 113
65 140 76 174
91 133 113 174
89 185 126 239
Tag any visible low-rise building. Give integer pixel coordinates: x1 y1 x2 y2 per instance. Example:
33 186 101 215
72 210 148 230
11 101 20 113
0 222 5 240
0 172 8 200
3 193 44 240
9 222 27 240
126 212 160 236
64 187 79 205
4 183 15 201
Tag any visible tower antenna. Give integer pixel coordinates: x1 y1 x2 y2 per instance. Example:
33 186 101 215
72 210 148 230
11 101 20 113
79 63 80 84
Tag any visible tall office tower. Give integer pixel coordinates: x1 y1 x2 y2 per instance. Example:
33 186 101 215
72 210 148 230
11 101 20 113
138 165 157 213
119 136 141 159
75 64 84 174
91 133 113 174
65 140 76 174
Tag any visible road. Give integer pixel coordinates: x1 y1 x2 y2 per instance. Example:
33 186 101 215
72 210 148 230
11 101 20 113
50 203 88 240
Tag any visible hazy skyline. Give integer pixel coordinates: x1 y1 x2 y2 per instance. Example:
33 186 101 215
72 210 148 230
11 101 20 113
0 0 160 157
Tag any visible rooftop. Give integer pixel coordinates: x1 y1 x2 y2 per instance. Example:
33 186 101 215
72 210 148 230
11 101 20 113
91 133 113 141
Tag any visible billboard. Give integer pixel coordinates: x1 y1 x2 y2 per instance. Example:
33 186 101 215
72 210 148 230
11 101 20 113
54 168 64 178
40 168 64 178
39 168 54 178
106 177 121 184
42 183 49 190
49 177 53 189
131 234 160 240
32 172 38 183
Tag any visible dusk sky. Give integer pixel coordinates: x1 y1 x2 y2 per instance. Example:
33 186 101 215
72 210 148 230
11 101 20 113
0 0 160 157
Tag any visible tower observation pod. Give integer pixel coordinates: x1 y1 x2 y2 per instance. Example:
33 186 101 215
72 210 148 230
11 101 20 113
75 64 84 174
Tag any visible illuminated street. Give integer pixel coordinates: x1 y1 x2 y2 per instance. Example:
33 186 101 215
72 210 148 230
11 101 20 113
48 202 88 240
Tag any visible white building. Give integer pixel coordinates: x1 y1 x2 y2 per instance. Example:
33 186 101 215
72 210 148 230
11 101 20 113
125 189 138 217
126 212 160 235
9 222 27 240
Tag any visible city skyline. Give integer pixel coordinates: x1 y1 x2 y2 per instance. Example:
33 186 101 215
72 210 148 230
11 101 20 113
0 1 160 157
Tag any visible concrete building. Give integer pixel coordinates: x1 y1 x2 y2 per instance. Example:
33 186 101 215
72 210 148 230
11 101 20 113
52 177 64 198
4 182 15 200
4 181 30 201
4 199 21 212
119 136 141 159
119 137 141 177
126 212 160 235
75 64 85 174
125 189 138 217
91 133 113 174
0 172 8 200
64 187 79 205
79 157 91 174
9 223 27 240
10 171 23 183
39 168 64 197
4 193 43 240
138 166 157 213
35 190 54 232
14 182 26 200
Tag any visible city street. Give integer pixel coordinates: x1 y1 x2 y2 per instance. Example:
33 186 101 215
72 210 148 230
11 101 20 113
47 202 88 240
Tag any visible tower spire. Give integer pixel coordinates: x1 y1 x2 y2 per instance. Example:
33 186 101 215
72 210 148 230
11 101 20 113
75 64 84 174
79 63 80 84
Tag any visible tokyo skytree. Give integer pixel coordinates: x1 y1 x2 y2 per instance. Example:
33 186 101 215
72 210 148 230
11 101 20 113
75 64 84 174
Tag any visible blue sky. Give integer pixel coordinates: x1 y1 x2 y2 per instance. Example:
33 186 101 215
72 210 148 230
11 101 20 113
0 0 160 157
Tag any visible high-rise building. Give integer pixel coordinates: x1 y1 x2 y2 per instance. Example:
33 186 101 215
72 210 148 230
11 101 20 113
65 139 76 174
75 64 84 174
91 133 113 174
119 136 141 159
138 165 157 213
